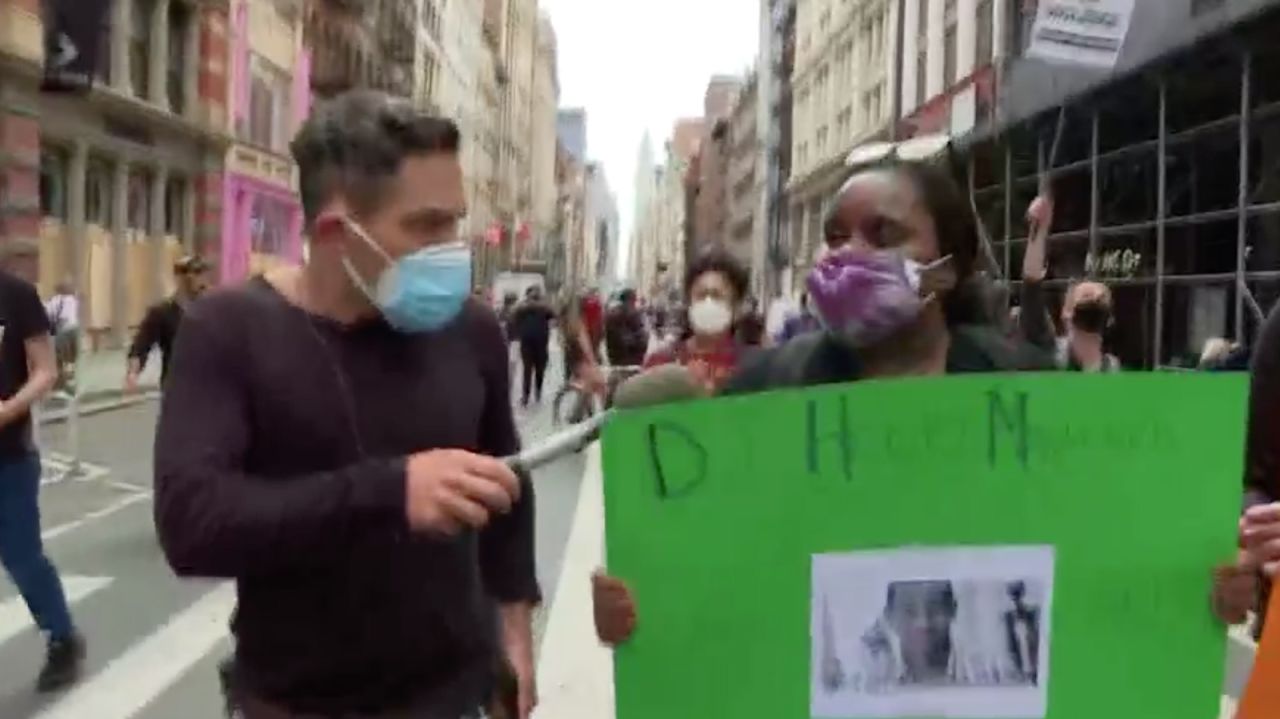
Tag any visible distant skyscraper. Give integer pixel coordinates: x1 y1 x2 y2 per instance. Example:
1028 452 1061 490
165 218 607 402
557 108 588 164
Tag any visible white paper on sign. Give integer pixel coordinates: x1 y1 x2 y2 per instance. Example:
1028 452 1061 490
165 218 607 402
1026 0 1136 70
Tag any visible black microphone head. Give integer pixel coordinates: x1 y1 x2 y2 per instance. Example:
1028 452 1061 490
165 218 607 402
611 364 705 410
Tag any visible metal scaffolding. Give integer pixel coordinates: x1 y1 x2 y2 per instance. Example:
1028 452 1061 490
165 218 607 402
968 28 1280 368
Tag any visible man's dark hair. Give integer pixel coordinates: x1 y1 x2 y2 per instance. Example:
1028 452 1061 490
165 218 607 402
618 288 636 305
291 90 461 227
684 248 750 302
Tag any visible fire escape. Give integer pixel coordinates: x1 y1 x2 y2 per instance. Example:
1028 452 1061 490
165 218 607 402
306 0 416 99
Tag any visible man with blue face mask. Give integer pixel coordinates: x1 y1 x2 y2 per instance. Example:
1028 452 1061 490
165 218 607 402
154 91 538 719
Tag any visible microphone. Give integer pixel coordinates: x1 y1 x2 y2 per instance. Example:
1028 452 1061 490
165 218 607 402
505 411 611 475
610 364 704 410
503 365 704 474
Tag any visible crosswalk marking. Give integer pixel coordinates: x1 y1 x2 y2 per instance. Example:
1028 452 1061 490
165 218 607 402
32 582 235 719
0 576 112 648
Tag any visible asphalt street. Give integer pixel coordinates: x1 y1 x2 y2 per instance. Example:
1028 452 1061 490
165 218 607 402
0 347 587 719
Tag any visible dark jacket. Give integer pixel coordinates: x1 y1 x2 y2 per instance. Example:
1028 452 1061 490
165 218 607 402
604 306 648 367
722 324 1053 396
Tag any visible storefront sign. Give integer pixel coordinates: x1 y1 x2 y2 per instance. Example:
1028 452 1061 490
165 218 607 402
1027 0 1136 69
1084 248 1142 278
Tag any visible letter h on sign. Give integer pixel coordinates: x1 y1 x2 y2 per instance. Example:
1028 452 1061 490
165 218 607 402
807 396 853 483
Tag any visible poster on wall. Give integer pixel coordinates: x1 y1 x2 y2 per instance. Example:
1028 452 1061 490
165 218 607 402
601 374 1242 719
1026 0 1137 69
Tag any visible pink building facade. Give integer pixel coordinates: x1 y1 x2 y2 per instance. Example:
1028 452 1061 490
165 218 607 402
220 0 311 284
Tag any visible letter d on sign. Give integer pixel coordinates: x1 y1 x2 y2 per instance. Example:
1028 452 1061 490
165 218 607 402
646 422 709 500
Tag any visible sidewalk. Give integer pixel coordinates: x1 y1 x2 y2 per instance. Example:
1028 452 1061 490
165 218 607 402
38 348 162 424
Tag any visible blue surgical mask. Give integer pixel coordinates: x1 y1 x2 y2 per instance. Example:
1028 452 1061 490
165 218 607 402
342 219 472 333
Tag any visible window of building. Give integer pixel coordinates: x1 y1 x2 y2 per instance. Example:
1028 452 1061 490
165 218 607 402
97 21 112 84
817 125 828 153
250 195 294 256
164 177 186 235
127 170 151 233
976 0 994 66
916 50 927 106
167 2 189 112
130 0 154 97
39 148 68 221
944 24 958 85
86 160 113 227
247 55 292 151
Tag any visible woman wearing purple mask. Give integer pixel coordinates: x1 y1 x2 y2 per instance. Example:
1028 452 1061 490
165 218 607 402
722 159 1051 393
592 158 1054 649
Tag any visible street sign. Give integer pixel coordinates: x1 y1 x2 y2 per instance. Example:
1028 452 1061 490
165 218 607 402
603 374 1240 719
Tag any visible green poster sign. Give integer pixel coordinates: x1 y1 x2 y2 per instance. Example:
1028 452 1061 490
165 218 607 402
602 374 1244 719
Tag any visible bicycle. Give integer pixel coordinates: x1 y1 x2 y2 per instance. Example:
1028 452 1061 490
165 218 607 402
551 365 642 426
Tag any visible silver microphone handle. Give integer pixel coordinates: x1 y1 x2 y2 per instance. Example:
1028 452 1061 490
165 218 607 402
504 410 613 475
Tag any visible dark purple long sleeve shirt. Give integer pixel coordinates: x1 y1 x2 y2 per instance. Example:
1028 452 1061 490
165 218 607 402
153 278 539 715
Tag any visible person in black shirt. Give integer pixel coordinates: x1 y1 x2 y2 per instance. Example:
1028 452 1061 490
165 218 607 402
510 287 555 408
154 90 538 719
735 296 767 347
125 254 210 390
0 268 84 691
604 289 647 367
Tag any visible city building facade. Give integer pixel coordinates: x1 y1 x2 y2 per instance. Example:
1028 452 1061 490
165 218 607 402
306 0 417 99
0 0 227 348
727 72 763 279
787 0 898 280
689 76 742 260
220 0 309 284
557 108 587 165
527 12 560 267
760 0 796 299
632 119 702 303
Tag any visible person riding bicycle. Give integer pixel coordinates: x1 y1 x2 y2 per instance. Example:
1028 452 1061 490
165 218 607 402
560 297 606 397
643 249 752 393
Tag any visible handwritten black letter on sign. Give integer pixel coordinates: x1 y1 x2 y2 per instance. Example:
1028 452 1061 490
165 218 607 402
646 422 709 500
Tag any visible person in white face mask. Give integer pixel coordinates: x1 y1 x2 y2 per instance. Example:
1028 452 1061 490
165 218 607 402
642 248 752 392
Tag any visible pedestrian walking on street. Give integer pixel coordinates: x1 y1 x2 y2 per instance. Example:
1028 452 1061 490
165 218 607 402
44 281 79 391
511 286 555 407
125 255 211 391
0 266 85 692
153 90 538 719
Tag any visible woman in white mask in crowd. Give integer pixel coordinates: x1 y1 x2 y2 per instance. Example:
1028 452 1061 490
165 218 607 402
642 248 753 393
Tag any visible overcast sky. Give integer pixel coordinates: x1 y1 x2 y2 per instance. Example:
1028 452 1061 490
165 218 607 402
539 0 760 277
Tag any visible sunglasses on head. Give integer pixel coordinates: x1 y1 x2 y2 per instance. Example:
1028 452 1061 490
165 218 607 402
844 134 952 170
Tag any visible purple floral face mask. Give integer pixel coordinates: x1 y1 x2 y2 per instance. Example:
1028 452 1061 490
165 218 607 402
806 249 934 348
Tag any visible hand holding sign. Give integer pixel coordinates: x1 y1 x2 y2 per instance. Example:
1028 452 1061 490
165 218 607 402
1240 503 1280 576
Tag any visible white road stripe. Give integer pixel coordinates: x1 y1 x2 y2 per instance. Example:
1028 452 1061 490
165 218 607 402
33 582 235 719
533 445 615 719
41 491 151 542
0 576 112 647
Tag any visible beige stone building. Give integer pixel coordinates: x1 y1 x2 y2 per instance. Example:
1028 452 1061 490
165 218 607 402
632 119 703 303
788 0 899 275
726 72 763 283
0 0 227 348
528 12 560 264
